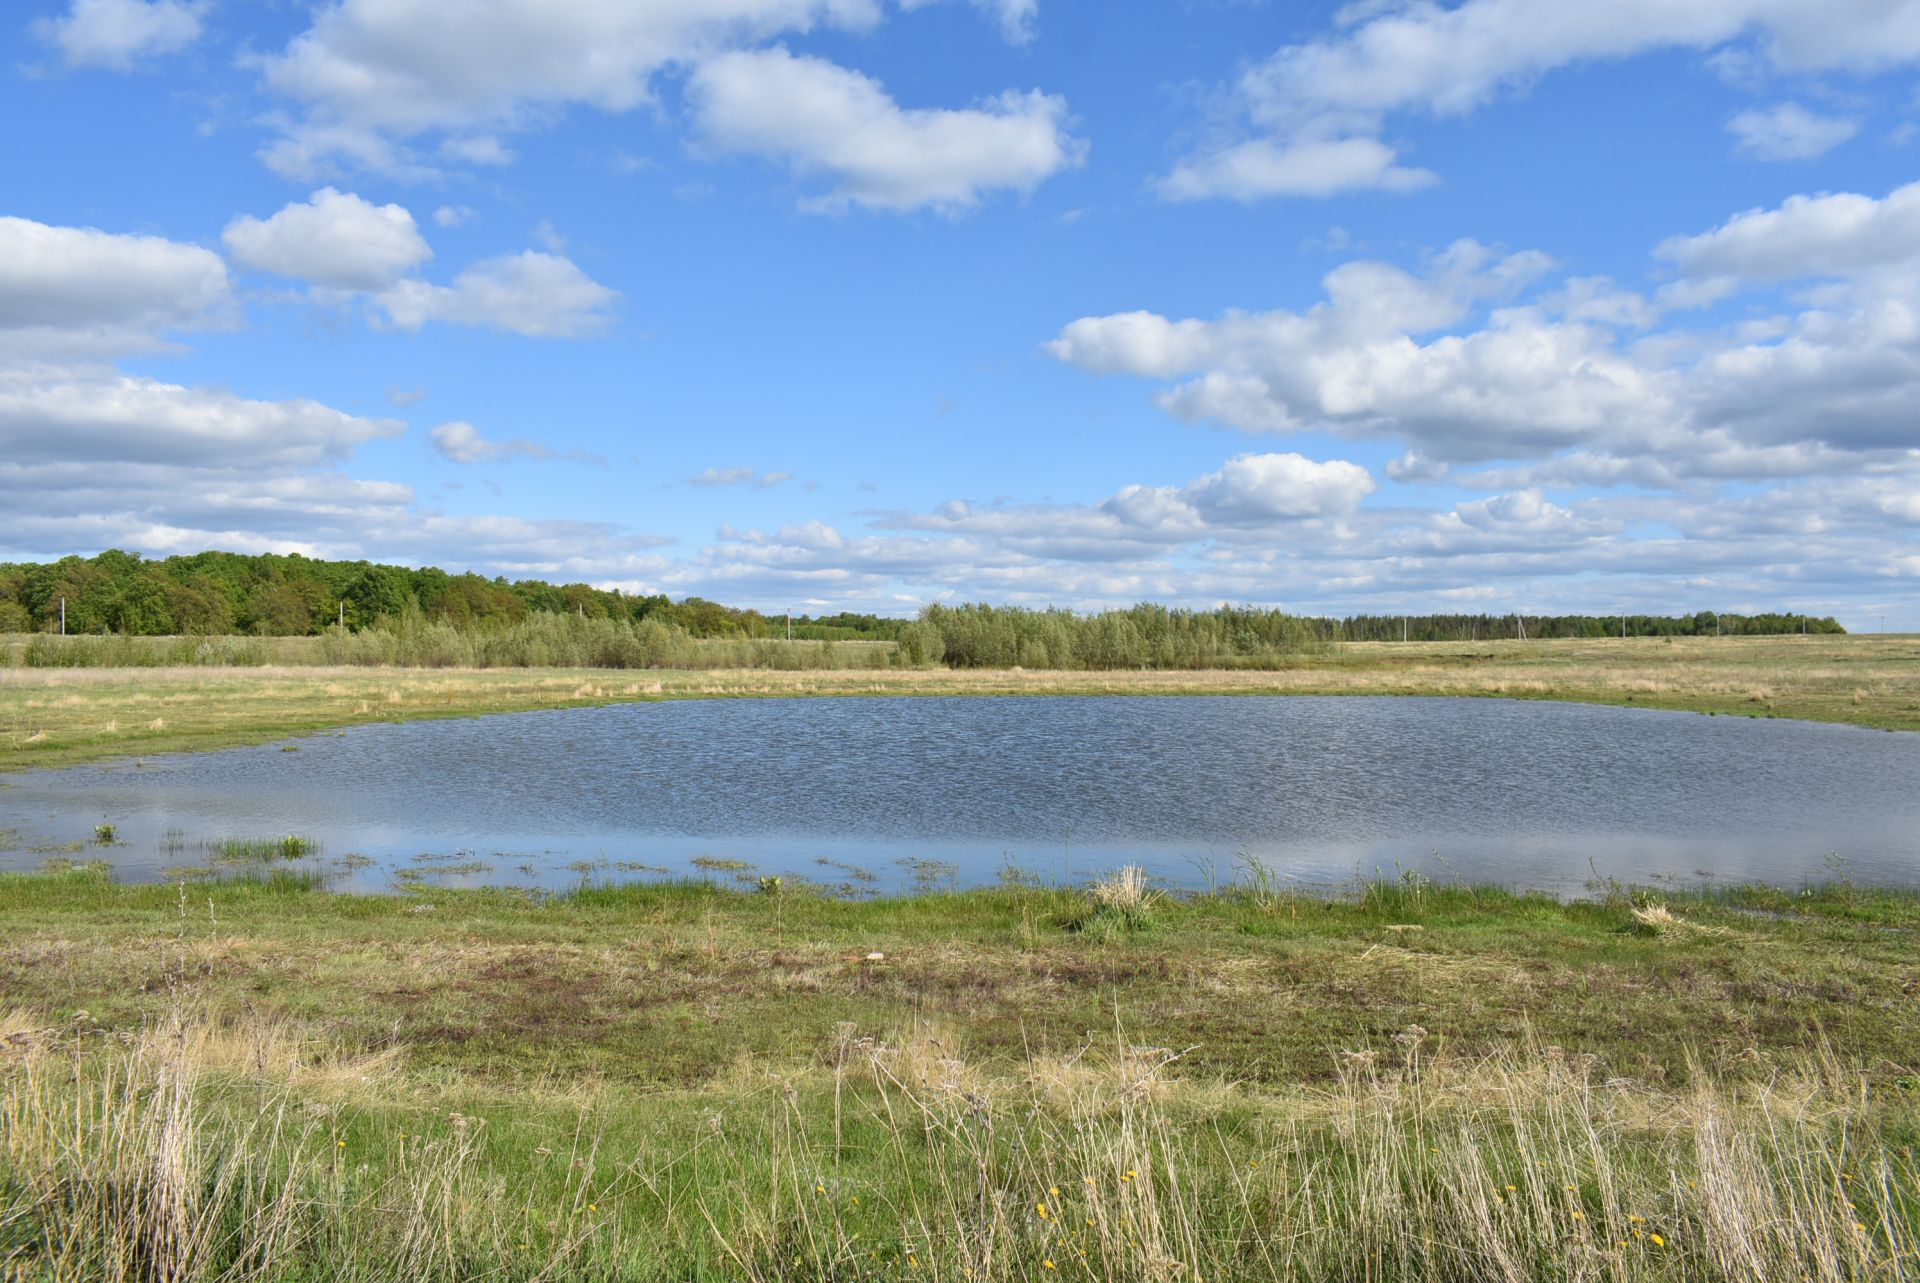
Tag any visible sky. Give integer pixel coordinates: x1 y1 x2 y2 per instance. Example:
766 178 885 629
4 0 1920 629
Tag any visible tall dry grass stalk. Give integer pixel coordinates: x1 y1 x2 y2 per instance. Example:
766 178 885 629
1 1009 1914 1281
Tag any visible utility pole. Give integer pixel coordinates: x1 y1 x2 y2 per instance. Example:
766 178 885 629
787 609 792 642
59 597 66 636
338 600 345 630
1401 616 1407 643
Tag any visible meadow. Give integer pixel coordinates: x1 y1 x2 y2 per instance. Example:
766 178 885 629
1 865 1917 1281
2 633 1917 773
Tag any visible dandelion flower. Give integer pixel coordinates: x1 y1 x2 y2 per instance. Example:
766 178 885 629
1043 1260 1057 1271
1037 1203 1049 1219
1649 1233 1666 1247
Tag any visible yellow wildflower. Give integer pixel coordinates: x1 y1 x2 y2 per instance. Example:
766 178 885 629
1650 1233 1666 1247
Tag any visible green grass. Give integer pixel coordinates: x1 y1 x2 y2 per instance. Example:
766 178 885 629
4 867 1917 1090
2 868 1916 1280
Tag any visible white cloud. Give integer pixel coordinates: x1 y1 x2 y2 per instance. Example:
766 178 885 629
1173 452 1377 524
376 251 617 337
1656 179 1920 281
1727 102 1859 159
430 420 605 465
222 188 432 290
432 205 475 228
690 466 797 488
689 47 1084 213
1160 137 1436 201
975 0 1037 44
253 0 887 178
1050 182 1920 479
0 216 230 357
0 365 402 468
1170 0 1920 200
0 213 654 578
33 0 204 70
898 0 1038 44
439 135 515 166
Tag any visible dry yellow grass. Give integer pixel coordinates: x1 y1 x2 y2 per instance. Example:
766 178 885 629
2 633 1916 772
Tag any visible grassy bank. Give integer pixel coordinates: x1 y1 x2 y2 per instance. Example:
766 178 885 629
3 633 1917 773
2 869 1916 1280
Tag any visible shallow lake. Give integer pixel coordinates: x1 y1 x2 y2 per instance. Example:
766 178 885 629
2 695 1916 895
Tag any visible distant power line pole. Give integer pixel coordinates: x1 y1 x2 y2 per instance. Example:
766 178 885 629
59 597 66 636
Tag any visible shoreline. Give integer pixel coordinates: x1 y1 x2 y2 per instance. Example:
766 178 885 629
5 633 1918 773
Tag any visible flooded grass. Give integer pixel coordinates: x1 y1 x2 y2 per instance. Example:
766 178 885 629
0 866 1915 1280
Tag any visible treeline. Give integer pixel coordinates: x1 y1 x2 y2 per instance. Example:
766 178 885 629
1327 612 1844 641
0 550 856 640
0 552 1845 673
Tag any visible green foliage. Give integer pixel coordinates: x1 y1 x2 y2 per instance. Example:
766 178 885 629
0 550 1849 668
921 602 1328 669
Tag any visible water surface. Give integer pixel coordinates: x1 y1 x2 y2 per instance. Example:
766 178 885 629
2 696 1915 894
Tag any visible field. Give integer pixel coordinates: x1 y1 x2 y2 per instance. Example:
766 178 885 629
4 634 1917 1279
2 867 1917 1280
3 633 1918 773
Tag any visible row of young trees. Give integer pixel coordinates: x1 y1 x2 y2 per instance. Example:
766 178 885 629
1 551 1845 668
1326 612 1845 641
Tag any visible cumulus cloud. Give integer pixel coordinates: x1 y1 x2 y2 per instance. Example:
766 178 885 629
0 366 402 468
883 451 1376 566
0 216 230 356
33 0 205 70
376 251 617 337
252 0 889 178
0 211 663 578
1051 182 1920 482
1169 0 1920 200
689 47 1083 213
222 188 432 290
1727 102 1860 159
1656 179 1920 280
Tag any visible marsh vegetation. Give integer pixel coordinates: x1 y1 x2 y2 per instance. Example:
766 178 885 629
1 868 1916 1280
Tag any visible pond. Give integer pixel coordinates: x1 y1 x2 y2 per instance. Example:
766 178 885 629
2 695 1916 895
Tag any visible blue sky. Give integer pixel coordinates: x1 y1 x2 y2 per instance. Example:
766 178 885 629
5 0 1920 627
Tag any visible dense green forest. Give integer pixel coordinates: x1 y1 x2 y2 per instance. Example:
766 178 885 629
0 551 1844 669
